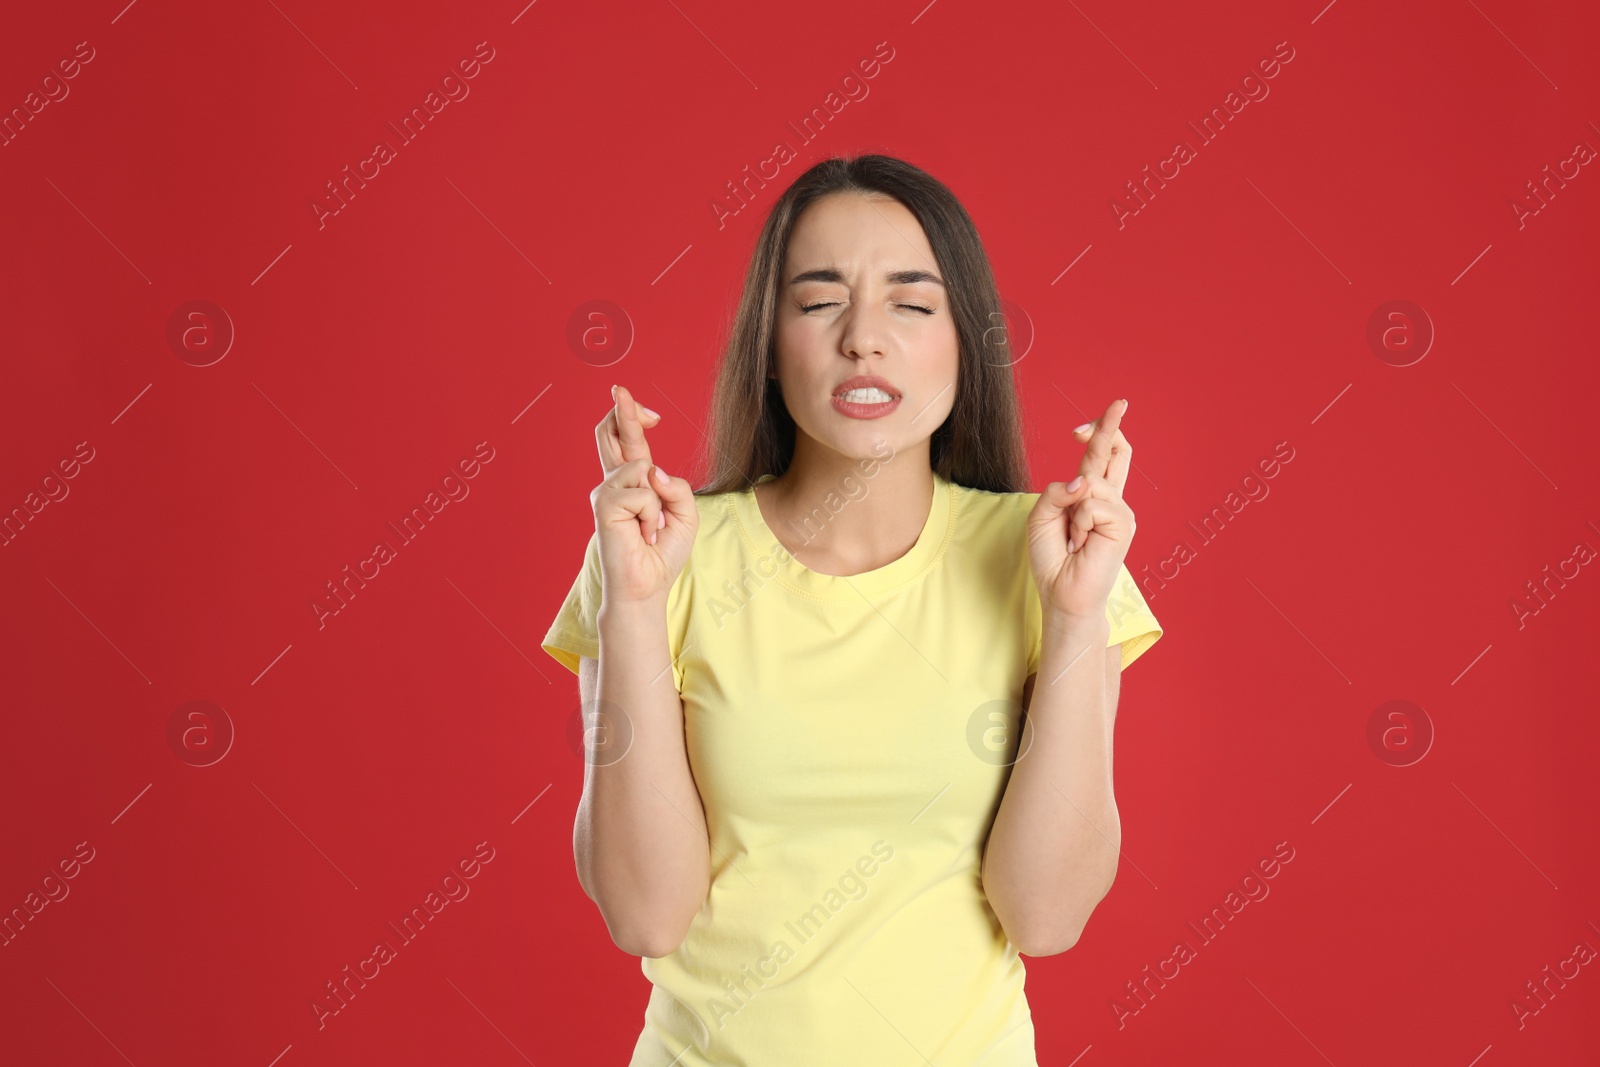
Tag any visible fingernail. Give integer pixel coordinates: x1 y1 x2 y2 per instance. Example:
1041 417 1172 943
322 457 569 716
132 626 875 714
1067 537 1076 553
657 511 666 529
654 466 669 485
640 404 661 419
1121 398 1129 411
1073 422 1092 434
611 385 617 400
649 531 657 545
1066 476 1083 491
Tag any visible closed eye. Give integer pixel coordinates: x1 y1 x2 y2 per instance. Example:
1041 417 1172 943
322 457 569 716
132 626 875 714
800 302 936 315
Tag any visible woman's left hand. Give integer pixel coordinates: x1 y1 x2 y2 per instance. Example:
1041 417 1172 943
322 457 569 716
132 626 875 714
1025 397 1137 623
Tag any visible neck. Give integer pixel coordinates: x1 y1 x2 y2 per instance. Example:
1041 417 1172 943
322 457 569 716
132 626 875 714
758 435 936 576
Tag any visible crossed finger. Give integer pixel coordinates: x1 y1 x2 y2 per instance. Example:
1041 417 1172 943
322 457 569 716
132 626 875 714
1071 397 1132 494
595 383 663 477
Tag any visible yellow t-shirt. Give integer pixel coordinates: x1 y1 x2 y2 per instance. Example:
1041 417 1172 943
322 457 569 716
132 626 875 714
542 471 1163 1066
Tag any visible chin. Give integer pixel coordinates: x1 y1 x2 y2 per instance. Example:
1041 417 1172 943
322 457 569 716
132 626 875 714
814 426 906 466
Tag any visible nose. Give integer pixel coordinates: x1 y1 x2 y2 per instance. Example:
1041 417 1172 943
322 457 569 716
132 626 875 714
838 301 889 362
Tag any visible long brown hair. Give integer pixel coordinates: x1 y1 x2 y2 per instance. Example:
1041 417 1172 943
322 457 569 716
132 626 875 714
693 154 1031 496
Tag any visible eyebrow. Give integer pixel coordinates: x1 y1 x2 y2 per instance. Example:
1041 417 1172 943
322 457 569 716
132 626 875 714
787 268 946 288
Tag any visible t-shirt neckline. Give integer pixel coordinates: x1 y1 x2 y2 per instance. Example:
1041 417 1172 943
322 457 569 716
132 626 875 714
728 471 956 601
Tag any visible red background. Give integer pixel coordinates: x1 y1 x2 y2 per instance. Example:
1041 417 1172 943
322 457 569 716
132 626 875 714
3 0 1598 1063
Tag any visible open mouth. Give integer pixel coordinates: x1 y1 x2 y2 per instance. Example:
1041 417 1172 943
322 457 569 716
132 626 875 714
834 386 899 404
831 380 904 419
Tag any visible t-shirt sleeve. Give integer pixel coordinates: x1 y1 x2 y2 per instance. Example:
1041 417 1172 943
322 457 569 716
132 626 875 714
542 530 602 675
1027 562 1165 676
1104 563 1163 670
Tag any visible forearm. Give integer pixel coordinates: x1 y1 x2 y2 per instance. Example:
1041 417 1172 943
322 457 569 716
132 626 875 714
576 595 710 957
982 612 1120 956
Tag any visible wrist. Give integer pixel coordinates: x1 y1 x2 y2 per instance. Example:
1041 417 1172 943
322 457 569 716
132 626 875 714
1042 609 1109 645
597 592 667 631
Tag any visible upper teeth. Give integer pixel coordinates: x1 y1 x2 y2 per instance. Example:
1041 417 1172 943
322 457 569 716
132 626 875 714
840 387 895 403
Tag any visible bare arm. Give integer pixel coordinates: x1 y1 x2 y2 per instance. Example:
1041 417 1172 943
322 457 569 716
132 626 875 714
573 601 710 958
981 616 1121 957
993 396 1137 955
571 382 708 959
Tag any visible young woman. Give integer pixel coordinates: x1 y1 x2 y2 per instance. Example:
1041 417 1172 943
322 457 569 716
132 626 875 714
542 154 1163 1066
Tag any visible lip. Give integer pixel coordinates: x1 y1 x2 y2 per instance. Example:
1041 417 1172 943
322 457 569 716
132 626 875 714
831 375 903 420
832 374 902 399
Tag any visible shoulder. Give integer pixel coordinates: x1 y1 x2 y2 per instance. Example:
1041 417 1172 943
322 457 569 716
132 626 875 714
946 482 1037 582
949 480 1038 529
676 485 749 582
688 484 742 535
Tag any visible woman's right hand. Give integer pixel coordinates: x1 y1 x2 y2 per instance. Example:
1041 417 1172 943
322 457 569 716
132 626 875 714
590 384 699 604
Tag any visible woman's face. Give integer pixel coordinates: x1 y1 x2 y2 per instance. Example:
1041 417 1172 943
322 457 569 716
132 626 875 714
773 192 960 465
